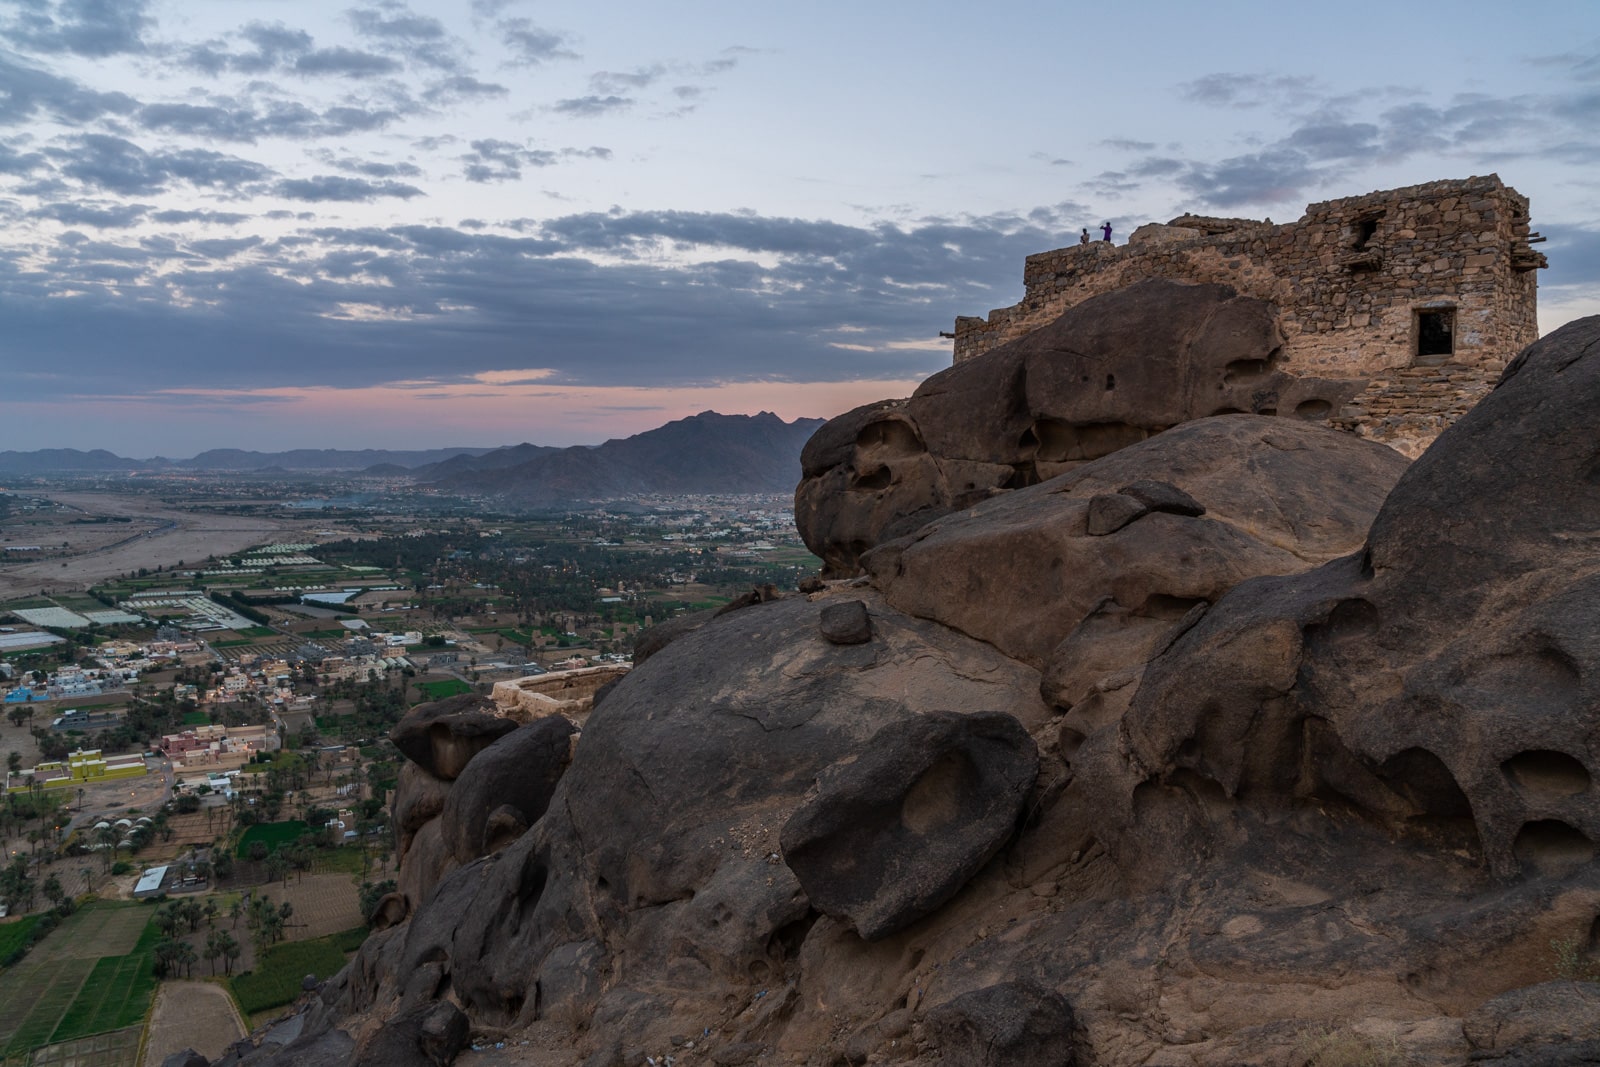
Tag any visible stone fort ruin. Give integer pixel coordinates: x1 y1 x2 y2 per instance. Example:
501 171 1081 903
953 175 1547 455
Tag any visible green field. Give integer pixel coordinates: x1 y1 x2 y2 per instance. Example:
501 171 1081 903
416 678 471 700
301 629 349 640
181 710 211 726
236 626 278 638
236 820 311 858
0 903 157 1058
1 597 57 611
230 927 368 1015
0 915 44 964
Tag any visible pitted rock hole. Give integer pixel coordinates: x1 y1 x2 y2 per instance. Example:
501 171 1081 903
852 466 892 492
1503 750 1592 798
1295 399 1333 420
901 752 973 833
1033 421 1148 463
1513 819 1596 878
1224 359 1271 384
1137 594 1209 619
1378 748 1474 820
856 419 923 456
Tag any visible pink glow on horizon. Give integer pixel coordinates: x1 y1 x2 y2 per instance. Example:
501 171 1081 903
19 376 930 454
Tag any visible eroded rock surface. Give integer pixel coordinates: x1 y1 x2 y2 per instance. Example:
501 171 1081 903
795 278 1366 576
389 694 518 780
245 314 1600 1067
780 710 1038 940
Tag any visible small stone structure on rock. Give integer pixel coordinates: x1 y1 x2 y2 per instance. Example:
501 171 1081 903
489 662 628 725
954 175 1547 455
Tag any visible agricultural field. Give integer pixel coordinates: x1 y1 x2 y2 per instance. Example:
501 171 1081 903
0 914 44 964
235 820 311 859
258 874 363 940
415 678 471 700
229 926 367 1016
0 902 158 1060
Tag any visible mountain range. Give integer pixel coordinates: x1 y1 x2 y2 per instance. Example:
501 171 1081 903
0 411 824 501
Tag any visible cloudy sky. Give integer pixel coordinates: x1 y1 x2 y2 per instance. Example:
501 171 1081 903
3 0 1598 456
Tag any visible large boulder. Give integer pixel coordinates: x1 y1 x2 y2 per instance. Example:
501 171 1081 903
865 416 1406 671
337 590 1054 1053
780 710 1039 940
795 279 1366 575
1092 316 1600 882
438 715 575 866
390 693 518 780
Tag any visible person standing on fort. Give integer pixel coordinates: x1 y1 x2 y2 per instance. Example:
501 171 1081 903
1080 228 1090 245
1101 221 1113 242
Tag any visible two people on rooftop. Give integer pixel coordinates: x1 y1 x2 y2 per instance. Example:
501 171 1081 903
1079 222 1113 245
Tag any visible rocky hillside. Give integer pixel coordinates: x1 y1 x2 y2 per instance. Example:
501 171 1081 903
423 411 826 505
188 285 1600 1067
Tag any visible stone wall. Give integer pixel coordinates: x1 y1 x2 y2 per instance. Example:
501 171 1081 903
490 663 630 725
953 175 1546 455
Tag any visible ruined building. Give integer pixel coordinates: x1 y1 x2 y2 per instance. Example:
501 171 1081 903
953 175 1547 455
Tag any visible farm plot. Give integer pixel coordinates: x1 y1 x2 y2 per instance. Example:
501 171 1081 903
0 959 95 1056
29 903 150 962
0 904 158 1060
29 1024 141 1067
235 821 309 859
258 874 363 940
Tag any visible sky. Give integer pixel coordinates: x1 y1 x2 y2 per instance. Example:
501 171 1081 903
2 0 1599 457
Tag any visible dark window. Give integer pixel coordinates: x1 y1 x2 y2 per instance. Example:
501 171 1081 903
1417 310 1454 358
1353 217 1379 250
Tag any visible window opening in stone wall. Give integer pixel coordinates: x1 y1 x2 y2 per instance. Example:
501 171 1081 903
1416 309 1455 359
1352 216 1380 250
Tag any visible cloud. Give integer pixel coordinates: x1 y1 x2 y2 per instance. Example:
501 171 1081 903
31 200 148 227
590 66 664 94
0 138 47 175
552 94 630 117
188 236 263 260
275 175 425 201
150 209 253 225
183 23 315 76
423 75 507 104
309 151 423 179
48 134 274 195
137 99 403 142
460 139 556 182
0 206 1074 408
0 52 139 126
348 4 462 72
293 47 403 78
1180 73 1317 109
498 17 578 66
4 0 152 57
458 140 609 181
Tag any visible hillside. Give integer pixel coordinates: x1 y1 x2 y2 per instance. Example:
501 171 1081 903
427 410 826 503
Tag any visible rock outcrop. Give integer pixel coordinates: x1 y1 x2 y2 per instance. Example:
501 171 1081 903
795 279 1368 576
223 306 1600 1067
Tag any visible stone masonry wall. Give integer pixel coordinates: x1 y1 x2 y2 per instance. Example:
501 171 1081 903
953 175 1546 455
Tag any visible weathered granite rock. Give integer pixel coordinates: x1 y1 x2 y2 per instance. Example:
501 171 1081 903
818 599 872 644
389 694 518 781
922 980 1076 1067
781 710 1038 940
438 715 574 866
867 416 1407 669
393 762 453 862
795 279 1366 575
284 320 1600 1067
338 589 1052 1056
1092 316 1600 882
